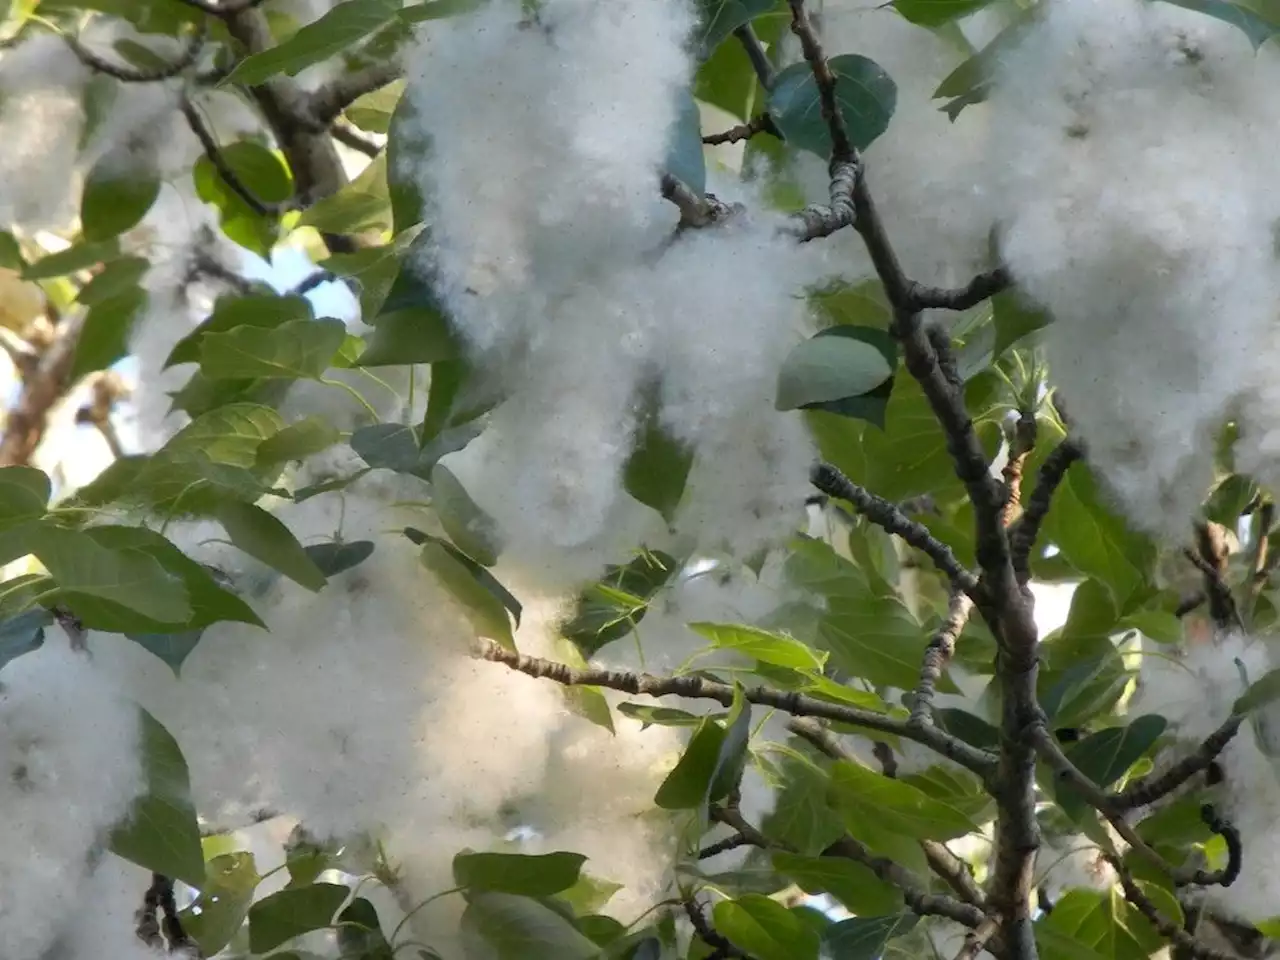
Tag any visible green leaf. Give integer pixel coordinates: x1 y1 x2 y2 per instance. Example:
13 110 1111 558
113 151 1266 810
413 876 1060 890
226 0 401 86
344 78 405 132
299 151 392 234
1039 635 1129 729
992 291 1051 360
247 882 350 954
0 466 49 525
335 896 393 959
893 0 992 26
358 267 460 366
555 637 615 734
80 164 161 241
761 754 846 856
665 91 706 195
200 318 347 380
126 631 205 677
453 851 587 897
193 143 292 258
418 538 517 648
695 0 778 55
712 895 821 960
1056 716 1168 823
0 231 23 270
623 414 694 523
23 240 117 280
460 892 601 960
1036 888 1165 960
72 285 147 379
776 327 894 411
215 501 327 591
77 256 149 305
829 761 977 843
772 853 902 917
616 702 713 728
0 609 49 672
1236 666 1280 713
695 23 761 120
110 708 205 887
256 417 342 467
689 622 826 671
654 716 731 810
304 540 375 577
823 913 919 960
167 293 313 368
768 55 896 158
183 852 260 956
562 551 680 655
1158 0 1280 48
431 463 502 566
932 4 1039 117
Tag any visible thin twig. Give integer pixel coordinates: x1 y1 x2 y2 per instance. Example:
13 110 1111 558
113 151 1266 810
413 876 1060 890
64 21 208 83
703 114 777 145
733 23 775 90
1112 715 1243 811
953 917 1000 960
480 641 998 776
1245 501 1274 619
1106 856 1237 960
787 159 857 241
786 0 852 161
698 833 752 859
911 268 1012 312
810 462 980 595
1188 522 1243 631
1001 411 1038 528
1009 439 1084 583
331 120 382 157
180 94 287 217
910 592 976 724
683 899 753 959
309 62 402 127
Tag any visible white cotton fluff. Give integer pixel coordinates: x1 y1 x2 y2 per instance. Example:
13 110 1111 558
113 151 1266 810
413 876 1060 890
984 0 1280 537
0 644 145 960
788 1 995 289
50 855 161 960
1038 834 1117 901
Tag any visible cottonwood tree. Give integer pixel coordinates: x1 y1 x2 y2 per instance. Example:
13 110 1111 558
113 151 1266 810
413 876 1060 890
1 0 1278 958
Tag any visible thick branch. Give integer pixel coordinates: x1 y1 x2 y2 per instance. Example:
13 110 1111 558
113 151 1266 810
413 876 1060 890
911 268 1012 312
309 62 402 127
788 159 856 241
811 462 979 594
733 23 775 91
1001 412 1038 528
480 641 998 776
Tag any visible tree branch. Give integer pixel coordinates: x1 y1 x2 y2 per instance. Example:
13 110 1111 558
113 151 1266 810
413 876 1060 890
1001 411 1038 528
787 159 856 241
0 311 81 466
1009 438 1083 584
309 62 402 127
786 0 851 161
64 20 208 83
734 23 775 91
479 640 998 776
810 462 979 595
1111 715 1243 811
703 113 777 146
1189 522 1243 631
1106 856 1238 960
911 268 1012 312
330 120 382 157
180 94 288 217
910 591 976 724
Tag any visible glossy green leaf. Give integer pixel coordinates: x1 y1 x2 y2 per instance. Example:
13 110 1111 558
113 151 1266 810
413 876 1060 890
562 551 679 655
419 538 517 648
335 896 393 959
183 852 260 956
299 151 392 234
193 143 292 258
624 414 694 523
894 0 992 25
689 622 826 670
167 293 312 368
72 285 147 379
460 892 600 960
772 853 902 917
125 631 205 677
1056 716 1168 822
654 716 731 810
453 851 587 897
616 702 713 728
695 0 777 55
215 501 327 592
776 327 895 411
431 463 502 566
357 270 460 366
247 882 350 954
769 55 896 157
712 894 821 960
200 318 347 380
110 708 205 887
829 761 976 842
1036 888 1164 960
80 164 161 241
226 0 402 86
760 755 847 855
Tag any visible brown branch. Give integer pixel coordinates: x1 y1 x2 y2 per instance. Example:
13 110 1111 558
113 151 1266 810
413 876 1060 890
180 94 287 217
64 21 208 83
0 313 81 466
1106 856 1237 960
660 173 741 228
911 268 1012 312
733 23 775 91
786 0 852 161
330 120 382 158
683 898 753 959
788 159 856 241
480 640 999 776
1031 727 1239 887
1001 412 1038 528
910 591 976 724
811 462 979 595
703 114 777 145
1009 438 1083 584
1188 522 1243 631
953 917 1001 960
1111 715 1243 811
309 62 402 127
698 833 752 859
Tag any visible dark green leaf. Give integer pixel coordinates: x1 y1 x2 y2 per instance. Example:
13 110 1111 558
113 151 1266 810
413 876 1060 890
81 164 161 241
777 326 895 411
829 760 976 842
761 754 846 856
665 91 706 195
562 551 679 655
0 231 23 270
772 853 902 917
183 852 260 956
624 411 694 524
72 286 147 379
23 240 117 280
304 540 375 577
76 256 149 305
351 422 422 474
299 152 392 234
193 143 292 258
768 55 896 157
1159 0 1280 48
1236 666 1280 714
1056 716 1168 822
357 269 460 366
126 631 205 677
555 638 615 734
689 622 826 670
227 0 403 86
336 896 393 959
257 417 342 467
823 913 919 960
110 708 205 886
696 0 777 55
460 892 600 960
419 538 517 648
431 463 502 566
247 882 350 954
992 291 1051 359
200 318 347 380
215 501 327 591
616 702 713 728
894 0 992 26
712 894 821 960
932 4 1040 116
0 609 49 672
0 466 49 525
453 851 587 897
654 716 731 810
167 293 313 368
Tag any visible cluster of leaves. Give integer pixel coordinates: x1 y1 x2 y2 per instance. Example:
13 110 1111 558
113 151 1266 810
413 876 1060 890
7 0 1280 958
